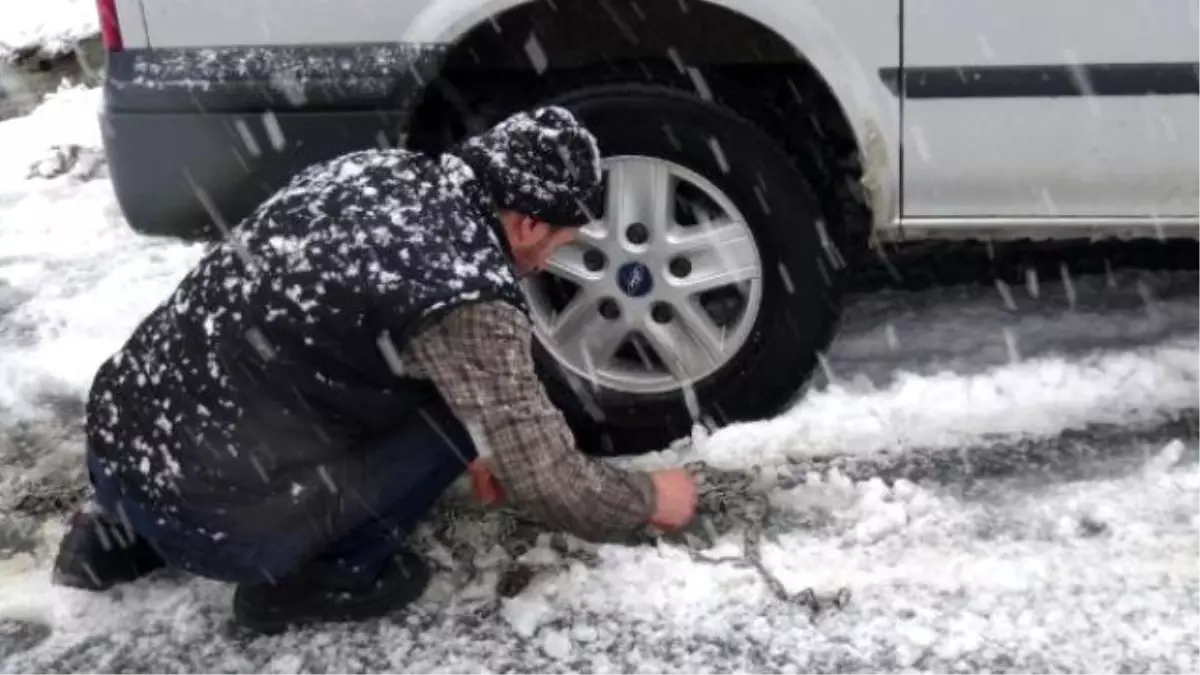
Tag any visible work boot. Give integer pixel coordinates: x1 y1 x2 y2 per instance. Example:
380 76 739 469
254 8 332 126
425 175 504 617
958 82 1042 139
232 550 430 635
51 507 166 591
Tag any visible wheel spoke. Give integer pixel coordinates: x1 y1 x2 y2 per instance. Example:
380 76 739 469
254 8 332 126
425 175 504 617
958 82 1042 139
549 294 628 370
545 243 602 286
577 320 631 374
672 258 760 295
665 218 761 295
667 218 756 256
675 299 729 361
640 310 724 383
547 291 599 344
606 159 674 235
575 220 611 249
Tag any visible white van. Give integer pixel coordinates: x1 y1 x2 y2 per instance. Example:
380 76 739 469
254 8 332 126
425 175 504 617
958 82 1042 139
93 0 1199 452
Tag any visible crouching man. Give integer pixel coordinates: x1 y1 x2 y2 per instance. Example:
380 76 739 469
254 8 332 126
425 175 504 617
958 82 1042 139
52 107 698 634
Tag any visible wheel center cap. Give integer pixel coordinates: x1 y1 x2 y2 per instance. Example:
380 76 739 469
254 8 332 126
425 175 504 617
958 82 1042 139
616 262 654 298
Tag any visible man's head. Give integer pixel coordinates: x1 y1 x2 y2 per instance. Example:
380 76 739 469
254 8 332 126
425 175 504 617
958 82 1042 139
497 210 579 276
454 106 603 276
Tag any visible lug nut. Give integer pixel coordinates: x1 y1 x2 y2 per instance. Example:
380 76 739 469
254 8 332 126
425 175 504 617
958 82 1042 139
583 249 606 272
599 298 621 320
626 222 649 245
669 256 692 278
651 302 674 324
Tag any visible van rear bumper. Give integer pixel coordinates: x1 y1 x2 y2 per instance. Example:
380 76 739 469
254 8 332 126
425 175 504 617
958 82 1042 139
102 106 413 239
102 44 445 240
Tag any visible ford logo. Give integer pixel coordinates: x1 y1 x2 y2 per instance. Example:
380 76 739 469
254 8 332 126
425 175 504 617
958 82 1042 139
616 262 654 298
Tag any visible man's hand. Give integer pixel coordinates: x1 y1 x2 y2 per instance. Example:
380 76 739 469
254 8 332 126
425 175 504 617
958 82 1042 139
648 468 698 530
469 459 505 507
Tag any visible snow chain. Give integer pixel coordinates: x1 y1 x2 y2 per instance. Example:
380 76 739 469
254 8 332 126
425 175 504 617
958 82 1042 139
422 461 851 621
670 461 852 620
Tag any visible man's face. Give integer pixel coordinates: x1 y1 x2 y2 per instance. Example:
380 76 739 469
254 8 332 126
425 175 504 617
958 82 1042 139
500 210 578 277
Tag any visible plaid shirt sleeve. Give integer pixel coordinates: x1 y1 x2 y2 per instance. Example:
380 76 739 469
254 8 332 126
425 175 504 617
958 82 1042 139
401 300 657 541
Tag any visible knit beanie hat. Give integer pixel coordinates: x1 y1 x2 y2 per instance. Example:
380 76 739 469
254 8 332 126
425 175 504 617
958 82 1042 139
454 106 603 226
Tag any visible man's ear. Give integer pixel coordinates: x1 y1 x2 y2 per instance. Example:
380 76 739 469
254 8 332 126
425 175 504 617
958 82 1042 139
516 215 546 244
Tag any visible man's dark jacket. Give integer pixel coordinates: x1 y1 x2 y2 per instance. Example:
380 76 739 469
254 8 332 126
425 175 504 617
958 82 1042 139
85 107 602 544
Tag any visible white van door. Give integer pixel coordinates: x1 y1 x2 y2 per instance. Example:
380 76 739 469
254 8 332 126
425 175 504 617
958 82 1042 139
899 0 1199 223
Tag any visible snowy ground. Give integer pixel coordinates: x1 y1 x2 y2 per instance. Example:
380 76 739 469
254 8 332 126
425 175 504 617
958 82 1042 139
0 0 97 63
0 87 1198 673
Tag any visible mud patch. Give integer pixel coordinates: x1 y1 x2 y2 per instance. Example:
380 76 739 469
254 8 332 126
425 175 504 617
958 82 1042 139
0 279 32 321
0 619 52 660
0 514 47 559
0 38 102 121
0 403 88 521
1 400 84 466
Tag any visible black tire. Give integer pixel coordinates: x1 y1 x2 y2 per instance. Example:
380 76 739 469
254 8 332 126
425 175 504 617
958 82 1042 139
523 84 847 456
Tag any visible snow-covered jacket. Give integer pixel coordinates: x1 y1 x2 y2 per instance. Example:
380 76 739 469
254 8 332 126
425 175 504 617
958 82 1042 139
85 107 602 536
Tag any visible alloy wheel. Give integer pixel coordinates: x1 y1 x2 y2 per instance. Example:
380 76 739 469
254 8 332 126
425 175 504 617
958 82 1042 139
523 155 764 395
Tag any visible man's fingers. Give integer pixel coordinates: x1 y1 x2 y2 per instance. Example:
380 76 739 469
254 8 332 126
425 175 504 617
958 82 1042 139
470 460 505 506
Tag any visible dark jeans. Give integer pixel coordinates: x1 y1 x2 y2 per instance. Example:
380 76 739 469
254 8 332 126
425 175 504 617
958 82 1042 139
88 403 478 586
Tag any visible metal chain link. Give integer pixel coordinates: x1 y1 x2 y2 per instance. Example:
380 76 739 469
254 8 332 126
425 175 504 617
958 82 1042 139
418 460 851 619
669 461 852 620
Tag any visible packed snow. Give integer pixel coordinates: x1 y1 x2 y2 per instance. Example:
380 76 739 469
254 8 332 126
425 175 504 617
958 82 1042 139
0 0 98 62
0 84 1197 672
